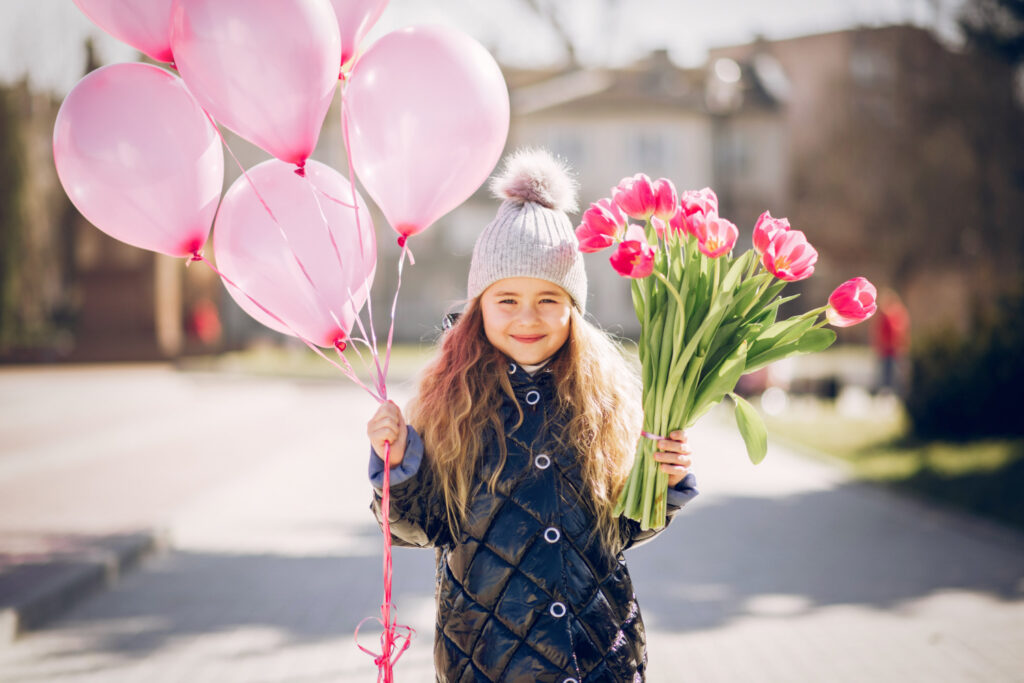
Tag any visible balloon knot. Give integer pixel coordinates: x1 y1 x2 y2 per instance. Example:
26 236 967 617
186 250 203 267
294 163 306 178
334 339 347 352
397 236 407 248
169 61 176 71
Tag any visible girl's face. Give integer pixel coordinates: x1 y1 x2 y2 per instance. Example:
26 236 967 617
480 277 572 365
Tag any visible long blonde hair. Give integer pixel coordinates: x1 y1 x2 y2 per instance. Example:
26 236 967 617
407 298 642 552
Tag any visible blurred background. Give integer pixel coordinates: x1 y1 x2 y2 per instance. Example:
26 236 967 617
3 0 1023 452
2 1 1024 679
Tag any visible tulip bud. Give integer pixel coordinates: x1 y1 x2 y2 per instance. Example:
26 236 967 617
827 277 878 327
576 197 627 253
753 210 791 255
695 216 738 258
652 178 679 222
609 224 655 278
678 187 719 237
761 229 818 281
613 173 657 220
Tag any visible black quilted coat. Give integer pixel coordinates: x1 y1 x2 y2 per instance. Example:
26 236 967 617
370 360 697 682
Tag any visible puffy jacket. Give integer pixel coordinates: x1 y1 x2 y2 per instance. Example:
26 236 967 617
369 359 698 682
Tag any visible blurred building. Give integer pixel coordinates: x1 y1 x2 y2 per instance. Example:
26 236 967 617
370 48 787 341
2 24 1019 359
710 25 1024 337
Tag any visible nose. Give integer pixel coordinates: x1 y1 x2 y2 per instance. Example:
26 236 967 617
518 303 541 325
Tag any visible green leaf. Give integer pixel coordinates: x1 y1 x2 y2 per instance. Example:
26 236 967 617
748 316 815 359
796 327 837 353
744 326 837 374
731 392 768 465
720 251 752 293
693 341 748 419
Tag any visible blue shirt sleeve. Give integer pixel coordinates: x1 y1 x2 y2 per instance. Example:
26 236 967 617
368 424 424 492
666 471 698 508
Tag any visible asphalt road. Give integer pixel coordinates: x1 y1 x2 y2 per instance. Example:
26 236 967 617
1 364 1022 682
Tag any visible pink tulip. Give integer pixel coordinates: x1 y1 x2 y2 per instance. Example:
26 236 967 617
652 216 668 239
613 173 657 220
652 177 678 222
695 216 739 258
667 208 688 236
609 225 655 278
753 210 791 255
576 198 626 252
827 277 878 327
761 229 818 281
678 187 719 237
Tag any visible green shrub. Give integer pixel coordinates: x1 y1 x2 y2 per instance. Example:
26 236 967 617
906 283 1024 439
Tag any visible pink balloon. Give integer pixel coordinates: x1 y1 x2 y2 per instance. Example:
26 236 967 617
53 62 223 258
329 0 389 68
343 25 509 238
72 0 175 63
170 0 341 167
213 159 376 347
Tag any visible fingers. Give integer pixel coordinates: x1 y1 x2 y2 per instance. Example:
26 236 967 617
367 400 405 447
652 450 692 470
657 433 690 456
654 430 692 480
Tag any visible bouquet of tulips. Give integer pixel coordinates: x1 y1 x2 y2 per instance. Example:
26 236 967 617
576 174 878 530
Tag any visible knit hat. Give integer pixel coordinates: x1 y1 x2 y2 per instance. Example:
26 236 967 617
467 148 587 311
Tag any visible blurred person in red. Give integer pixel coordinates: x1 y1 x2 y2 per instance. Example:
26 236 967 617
872 288 910 397
187 297 222 347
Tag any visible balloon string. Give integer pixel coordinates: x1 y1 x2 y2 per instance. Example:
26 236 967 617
353 439 415 682
304 174 387 393
202 110 350 339
337 93 385 397
382 241 413 381
189 252 384 403
313 185 358 209
339 78 417 679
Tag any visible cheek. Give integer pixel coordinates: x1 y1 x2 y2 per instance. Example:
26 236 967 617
549 309 571 339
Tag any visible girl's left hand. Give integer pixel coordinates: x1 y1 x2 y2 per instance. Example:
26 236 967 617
654 430 692 488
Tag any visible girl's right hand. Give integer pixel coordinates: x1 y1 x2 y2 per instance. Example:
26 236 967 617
367 400 408 466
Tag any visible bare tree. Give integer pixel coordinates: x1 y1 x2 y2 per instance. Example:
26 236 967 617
959 0 1024 64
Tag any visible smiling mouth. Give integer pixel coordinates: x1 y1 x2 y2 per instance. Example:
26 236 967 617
511 335 544 343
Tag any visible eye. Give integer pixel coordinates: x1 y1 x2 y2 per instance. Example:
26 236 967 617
499 298 517 305
540 298 559 304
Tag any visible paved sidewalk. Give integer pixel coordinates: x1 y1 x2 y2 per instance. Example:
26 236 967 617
1 365 1023 681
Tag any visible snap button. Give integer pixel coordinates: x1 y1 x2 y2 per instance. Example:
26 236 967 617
534 454 551 469
508 362 516 375
544 527 560 543
525 390 540 405
549 601 567 618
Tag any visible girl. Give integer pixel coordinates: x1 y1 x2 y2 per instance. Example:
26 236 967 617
366 149 698 683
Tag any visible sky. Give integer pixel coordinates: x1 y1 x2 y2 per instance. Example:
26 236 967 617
0 0 965 96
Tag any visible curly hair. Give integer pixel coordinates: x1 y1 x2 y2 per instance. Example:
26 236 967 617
406 297 642 553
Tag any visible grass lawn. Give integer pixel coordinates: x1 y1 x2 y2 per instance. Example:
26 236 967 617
764 396 1024 532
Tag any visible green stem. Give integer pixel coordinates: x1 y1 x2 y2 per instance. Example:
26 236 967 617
652 269 685 312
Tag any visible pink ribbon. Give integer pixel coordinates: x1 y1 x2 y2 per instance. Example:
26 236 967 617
199 108 415 681
354 439 416 683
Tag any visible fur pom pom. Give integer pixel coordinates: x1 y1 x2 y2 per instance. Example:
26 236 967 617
489 148 578 213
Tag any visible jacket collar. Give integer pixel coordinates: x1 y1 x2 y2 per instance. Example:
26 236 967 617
504 359 559 403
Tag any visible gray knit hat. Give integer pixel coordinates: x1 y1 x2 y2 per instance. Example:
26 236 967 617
467 148 587 311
